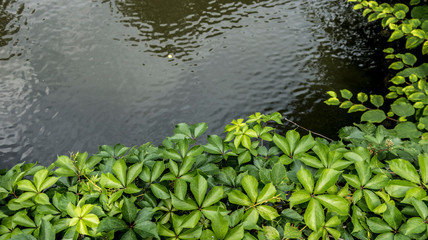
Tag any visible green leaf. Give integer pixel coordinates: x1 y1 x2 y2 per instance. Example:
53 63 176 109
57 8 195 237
179 225 202 239
412 198 428 220
297 167 314 193
127 161 144 185
17 180 36 193
406 36 424 49
228 190 252 206
315 194 349 216
357 92 368 102
361 109 386 123
113 158 127 186
157 224 176 237
122 197 138 223
271 163 286 186
388 159 420 184
13 211 36 228
54 155 77 176
383 203 402 230
190 174 207 206
273 133 291 156
385 180 418 198
339 101 353 109
39 219 55 240
343 174 361 188
257 205 279 221
180 210 202 230
193 122 208 138
394 122 421 139
295 153 323 168
33 169 48 191
389 30 404 42
423 41 428 55
364 174 389 190
39 177 58 191
364 190 381 211
367 217 392 233
390 76 406 85
174 178 187 200
389 61 404 70
340 89 353 99
100 173 123 188
241 175 258 203
324 97 340 105
304 198 324 231
224 225 244 240
170 194 198 211
370 95 384 107
179 156 195 176
401 217 426 235
211 210 229 239
348 104 367 113
257 183 276 203
419 154 428 184
314 168 341 194
283 223 302 239
238 151 252 165
202 186 224 208
97 217 128 233
400 53 417 66
288 190 311 207
294 134 315 155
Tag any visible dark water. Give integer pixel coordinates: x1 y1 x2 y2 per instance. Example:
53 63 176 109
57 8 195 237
0 0 385 168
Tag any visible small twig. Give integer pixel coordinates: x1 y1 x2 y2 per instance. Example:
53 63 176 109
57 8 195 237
283 117 334 142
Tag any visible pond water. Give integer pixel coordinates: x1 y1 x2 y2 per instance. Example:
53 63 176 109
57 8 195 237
0 0 386 168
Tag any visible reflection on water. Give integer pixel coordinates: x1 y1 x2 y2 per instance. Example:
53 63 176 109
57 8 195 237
0 0 386 168
113 0 288 60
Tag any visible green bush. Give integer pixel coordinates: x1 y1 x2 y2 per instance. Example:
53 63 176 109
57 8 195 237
1 0 428 239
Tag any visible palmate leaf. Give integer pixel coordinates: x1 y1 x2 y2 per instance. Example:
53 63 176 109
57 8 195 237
202 186 224 208
314 168 341 194
315 194 350 216
97 217 128 232
190 174 207 206
388 159 420 184
297 167 314 193
241 175 258 203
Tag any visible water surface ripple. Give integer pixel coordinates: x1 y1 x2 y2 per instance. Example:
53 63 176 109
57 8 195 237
0 0 385 168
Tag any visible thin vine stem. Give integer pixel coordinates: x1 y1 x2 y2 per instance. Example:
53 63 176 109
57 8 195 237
283 117 335 142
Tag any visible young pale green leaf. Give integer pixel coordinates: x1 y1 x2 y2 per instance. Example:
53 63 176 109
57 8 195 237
241 175 258 203
228 190 252 206
256 183 276 203
304 198 324 231
411 198 428 220
357 92 368 102
201 229 216 240
325 216 341 228
257 205 279 221
315 194 349 216
13 210 36 228
384 203 402 230
324 97 340 105
34 192 50 205
419 154 428 184
314 168 341 194
113 158 127 186
190 174 207 206
17 180 37 193
34 169 48 192
297 167 314 193
39 177 59 192
286 130 300 155
273 133 291 156
388 159 420 184
238 151 251 165
54 155 77 177
82 214 99 228
367 217 392 233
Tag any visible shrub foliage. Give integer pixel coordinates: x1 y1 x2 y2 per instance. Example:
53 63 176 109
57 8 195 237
1 0 428 239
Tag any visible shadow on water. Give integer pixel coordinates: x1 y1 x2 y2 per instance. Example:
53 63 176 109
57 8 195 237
272 0 388 139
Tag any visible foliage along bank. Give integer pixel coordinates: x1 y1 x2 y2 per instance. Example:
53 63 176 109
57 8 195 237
1 0 428 239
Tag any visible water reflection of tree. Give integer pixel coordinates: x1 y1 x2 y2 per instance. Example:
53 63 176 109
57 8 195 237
111 0 269 59
0 0 24 48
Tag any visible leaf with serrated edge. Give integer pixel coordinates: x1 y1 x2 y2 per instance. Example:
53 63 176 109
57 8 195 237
202 186 223 208
190 174 207 206
297 167 314 193
304 198 324 231
241 175 258 203
314 168 341 194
